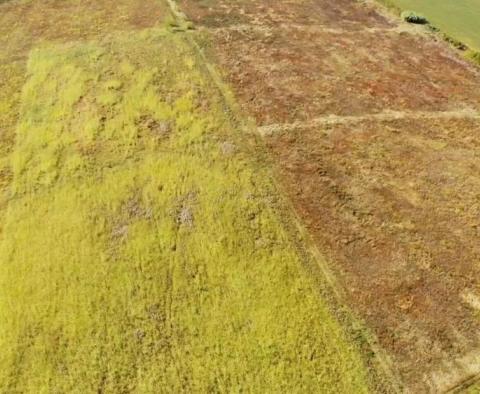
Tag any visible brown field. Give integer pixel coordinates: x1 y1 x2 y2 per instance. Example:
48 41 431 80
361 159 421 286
191 23 480 125
179 0 392 29
265 117 480 390
180 0 480 391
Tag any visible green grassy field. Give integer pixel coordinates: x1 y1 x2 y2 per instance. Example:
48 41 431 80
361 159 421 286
0 1 374 391
385 0 480 51
468 384 480 393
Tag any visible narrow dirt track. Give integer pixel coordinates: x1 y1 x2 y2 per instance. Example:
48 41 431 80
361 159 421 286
258 109 480 135
178 0 480 391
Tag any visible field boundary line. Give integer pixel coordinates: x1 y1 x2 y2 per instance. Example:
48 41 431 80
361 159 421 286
258 108 480 136
198 22 427 36
167 0 480 391
164 0 404 392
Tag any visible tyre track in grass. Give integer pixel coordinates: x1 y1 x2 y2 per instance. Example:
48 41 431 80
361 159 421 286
258 108 480 136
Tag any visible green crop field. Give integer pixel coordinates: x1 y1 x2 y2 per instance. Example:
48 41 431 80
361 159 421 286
386 0 480 51
468 384 480 393
0 1 374 392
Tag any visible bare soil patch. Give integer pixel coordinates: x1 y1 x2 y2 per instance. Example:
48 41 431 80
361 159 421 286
200 25 480 125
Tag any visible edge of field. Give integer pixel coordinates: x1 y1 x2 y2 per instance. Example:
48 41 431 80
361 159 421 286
165 0 480 392
164 1 405 392
366 3 480 390
371 0 480 68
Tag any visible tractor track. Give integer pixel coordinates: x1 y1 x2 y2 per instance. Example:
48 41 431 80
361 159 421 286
258 108 480 136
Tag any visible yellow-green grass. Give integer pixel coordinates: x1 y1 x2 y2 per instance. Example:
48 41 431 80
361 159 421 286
383 0 480 51
467 384 480 393
0 28 371 392
0 0 168 242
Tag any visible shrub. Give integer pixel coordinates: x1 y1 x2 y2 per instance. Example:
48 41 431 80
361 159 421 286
401 10 428 24
444 34 468 51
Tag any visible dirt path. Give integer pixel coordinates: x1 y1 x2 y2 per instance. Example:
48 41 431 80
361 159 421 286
258 108 480 136
177 0 480 391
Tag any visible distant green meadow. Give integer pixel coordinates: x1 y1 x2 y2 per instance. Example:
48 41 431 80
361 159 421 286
387 0 480 51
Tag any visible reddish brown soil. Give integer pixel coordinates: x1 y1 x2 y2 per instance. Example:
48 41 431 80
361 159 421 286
180 0 392 30
202 25 480 125
181 0 480 390
265 117 480 389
